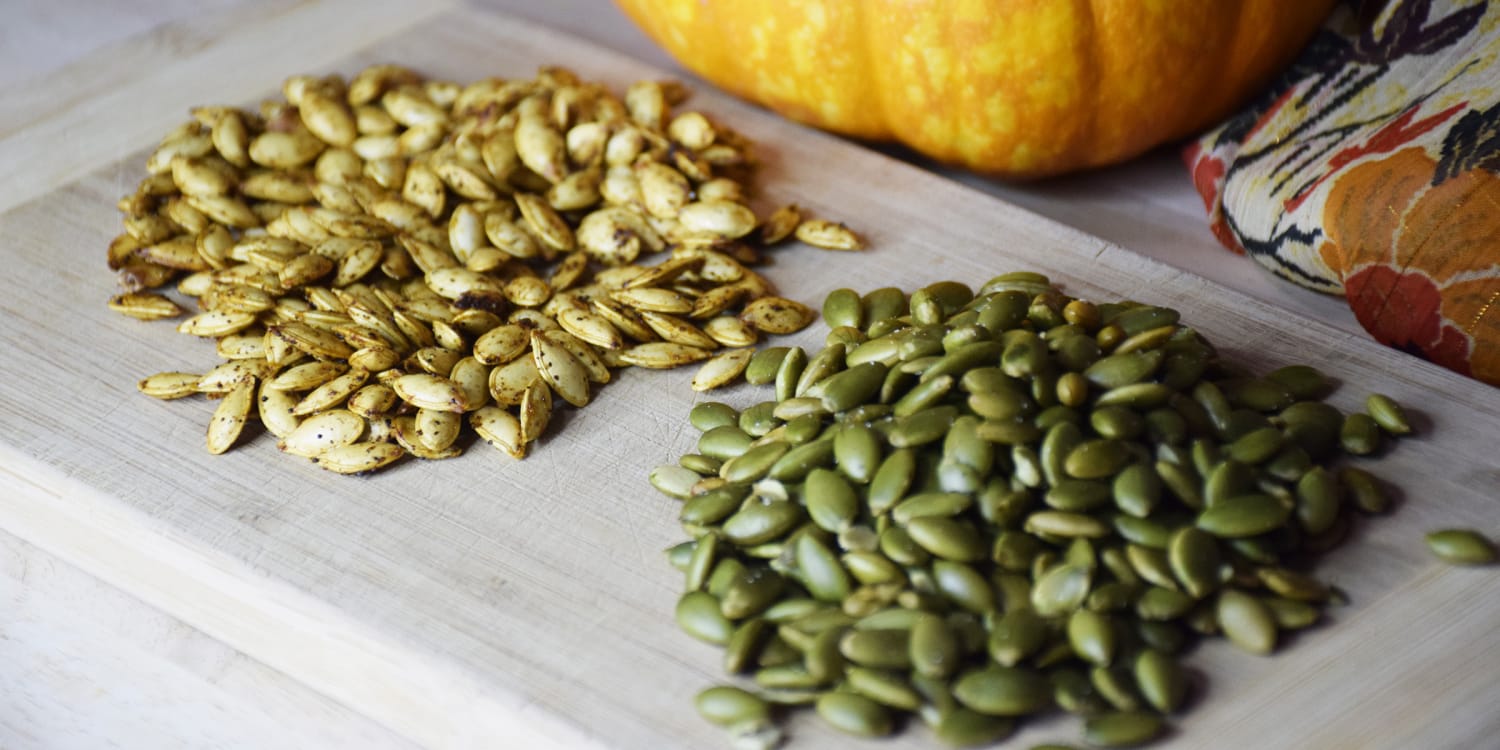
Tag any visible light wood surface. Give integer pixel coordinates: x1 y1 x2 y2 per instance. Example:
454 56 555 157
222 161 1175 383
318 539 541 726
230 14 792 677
0 528 418 750
2 2 1497 749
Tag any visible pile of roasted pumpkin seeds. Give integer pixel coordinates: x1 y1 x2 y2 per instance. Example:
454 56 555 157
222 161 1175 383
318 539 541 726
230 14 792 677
653 273 1422 748
107 64 861 473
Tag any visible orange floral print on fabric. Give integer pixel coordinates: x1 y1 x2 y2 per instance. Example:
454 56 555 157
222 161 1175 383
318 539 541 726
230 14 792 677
1187 0 1500 387
1322 148 1500 384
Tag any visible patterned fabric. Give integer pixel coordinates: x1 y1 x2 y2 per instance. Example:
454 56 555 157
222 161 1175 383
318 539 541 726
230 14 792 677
1186 0 1499 387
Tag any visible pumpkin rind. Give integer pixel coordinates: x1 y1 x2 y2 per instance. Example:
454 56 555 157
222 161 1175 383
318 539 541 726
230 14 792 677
613 0 1335 177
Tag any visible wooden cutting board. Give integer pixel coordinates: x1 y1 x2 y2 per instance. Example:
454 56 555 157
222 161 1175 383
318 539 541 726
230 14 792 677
2 2 1497 748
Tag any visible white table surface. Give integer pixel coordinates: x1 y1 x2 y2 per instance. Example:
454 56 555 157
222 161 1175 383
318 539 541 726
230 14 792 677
0 2 1369 748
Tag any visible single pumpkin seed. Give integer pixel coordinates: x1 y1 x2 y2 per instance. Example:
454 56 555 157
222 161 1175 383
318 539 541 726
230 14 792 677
906 516 987 562
1216 588 1276 654
953 666 1052 717
1364 393 1412 435
745 347 790 385
1067 609 1115 666
1196 494 1289 538
1167 526 1221 598
695 685 770 727
814 692 891 737
690 402 740 432
1082 711 1165 747
677 591 734 645
721 500 802 546
1339 412 1382 456
1032 563 1092 618
1425 529 1497 565
315 441 404 474
1340 466 1390 514
796 533 852 602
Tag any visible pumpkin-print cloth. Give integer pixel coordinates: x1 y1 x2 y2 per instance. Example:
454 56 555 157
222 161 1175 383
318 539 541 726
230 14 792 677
1185 0 1499 387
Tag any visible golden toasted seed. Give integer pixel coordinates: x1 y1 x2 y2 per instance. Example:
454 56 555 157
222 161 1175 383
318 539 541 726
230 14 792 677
178 310 258 337
272 321 355 359
138 371 202 400
795 219 863 251
641 310 720 349
147 133 213 174
515 192 574 251
411 346 462 377
109 292 185 320
382 86 448 128
388 373 466 412
257 382 301 438
505 275 552 307
515 114 568 183
472 324 531 365
278 252 334 289
566 121 609 166
137 236 207 271
206 381 255 455
349 345 400 372
171 156 236 197
480 129 520 181
678 200 758 239
693 349 754 391
403 162 447 219
434 157 498 201
425 267 505 300
531 330 591 407
315 441 404 474
445 204 486 261
415 407 462 452
210 111 251 167
557 307 625 350
449 356 491 412
249 129 325 169
471 406 526 459
589 297 655 342
619 341 713 369
637 161 691 218
268 361 347 391
614 287 694 314
625 254 703 290
300 89 358 147
292 368 368 415
576 208 643 265
278 409 365 458
489 355 540 406
696 177 743 204
689 284 749 319
625 80 667 129
740 296 816 335
545 330 611 384
702 316 759 348
520 378 553 443
348 383 398 418
197 360 269 393
548 250 589 292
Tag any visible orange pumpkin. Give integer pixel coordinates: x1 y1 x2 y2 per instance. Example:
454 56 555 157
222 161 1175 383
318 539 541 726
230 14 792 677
613 0 1336 177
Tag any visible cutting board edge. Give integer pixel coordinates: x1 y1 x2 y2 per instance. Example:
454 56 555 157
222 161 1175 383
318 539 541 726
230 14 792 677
0 441 601 750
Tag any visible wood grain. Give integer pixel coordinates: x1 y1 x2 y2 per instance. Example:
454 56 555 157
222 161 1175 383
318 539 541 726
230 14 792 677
0 528 417 750
0 3 1496 749
0 0 453 214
